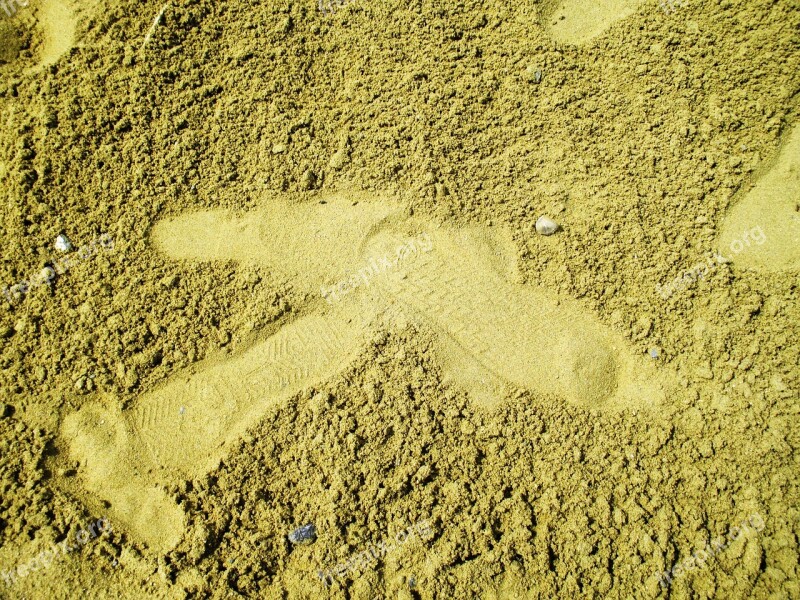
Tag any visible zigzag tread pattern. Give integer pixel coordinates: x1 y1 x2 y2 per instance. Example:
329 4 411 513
129 314 360 472
378 250 533 374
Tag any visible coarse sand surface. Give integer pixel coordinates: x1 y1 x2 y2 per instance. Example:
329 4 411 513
0 0 798 598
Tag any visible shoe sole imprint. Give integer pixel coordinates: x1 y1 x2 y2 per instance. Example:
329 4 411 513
62 309 367 552
361 221 672 411
61 193 675 551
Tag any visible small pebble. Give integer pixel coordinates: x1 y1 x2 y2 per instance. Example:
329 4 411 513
288 524 317 545
39 267 56 285
301 169 317 190
524 66 543 84
329 149 348 170
55 234 72 252
535 216 559 236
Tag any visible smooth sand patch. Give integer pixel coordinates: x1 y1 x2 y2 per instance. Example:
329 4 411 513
34 0 76 69
151 193 401 292
61 192 676 550
544 0 646 45
718 124 800 272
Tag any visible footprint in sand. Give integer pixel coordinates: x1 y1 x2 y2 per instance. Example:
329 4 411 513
62 192 677 552
360 217 673 411
29 0 85 72
0 0 97 73
717 124 800 272
543 0 647 45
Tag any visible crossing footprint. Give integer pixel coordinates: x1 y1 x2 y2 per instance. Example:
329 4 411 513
62 193 396 553
360 218 674 410
718 123 800 272
61 192 677 552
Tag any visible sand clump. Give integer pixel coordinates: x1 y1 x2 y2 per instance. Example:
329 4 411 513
0 0 798 598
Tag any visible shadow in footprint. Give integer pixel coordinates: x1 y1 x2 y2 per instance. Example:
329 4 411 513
61 192 678 551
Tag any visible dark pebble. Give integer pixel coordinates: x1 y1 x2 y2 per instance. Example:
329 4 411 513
288 523 317 545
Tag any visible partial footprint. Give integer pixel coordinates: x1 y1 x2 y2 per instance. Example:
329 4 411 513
0 0 98 74
151 192 402 295
61 399 186 552
543 0 646 45
361 220 675 411
29 0 82 71
130 310 368 477
718 124 800 272
63 309 368 552
61 193 393 552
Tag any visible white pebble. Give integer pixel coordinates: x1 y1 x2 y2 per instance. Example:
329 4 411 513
535 216 559 236
39 267 56 285
55 234 72 252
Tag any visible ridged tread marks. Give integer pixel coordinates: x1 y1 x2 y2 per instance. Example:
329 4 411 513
130 313 360 474
377 241 530 376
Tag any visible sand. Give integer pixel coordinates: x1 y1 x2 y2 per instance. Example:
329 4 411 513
0 0 798 598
